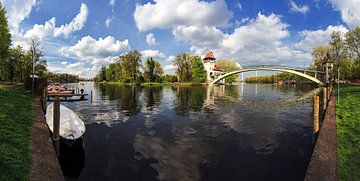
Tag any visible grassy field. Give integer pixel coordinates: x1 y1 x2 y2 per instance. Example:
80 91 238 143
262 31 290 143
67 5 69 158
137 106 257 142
0 85 34 180
336 84 360 180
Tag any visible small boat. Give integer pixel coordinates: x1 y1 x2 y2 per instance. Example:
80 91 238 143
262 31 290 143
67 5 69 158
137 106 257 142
46 103 86 140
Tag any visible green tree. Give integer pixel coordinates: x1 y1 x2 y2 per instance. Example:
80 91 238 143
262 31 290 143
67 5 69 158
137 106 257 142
115 62 122 80
345 27 360 59
311 45 332 70
216 59 239 84
191 55 206 83
106 63 116 81
120 50 142 83
144 57 164 82
0 3 11 80
174 53 192 82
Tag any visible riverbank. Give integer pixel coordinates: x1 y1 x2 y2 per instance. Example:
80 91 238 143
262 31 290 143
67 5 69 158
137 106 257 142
0 85 34 180
336 84 360 180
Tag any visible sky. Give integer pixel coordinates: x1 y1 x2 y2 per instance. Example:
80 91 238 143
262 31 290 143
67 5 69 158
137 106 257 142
1 0 359 78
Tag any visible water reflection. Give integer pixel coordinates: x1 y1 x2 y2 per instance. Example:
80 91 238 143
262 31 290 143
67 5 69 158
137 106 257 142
62 82 321 181
59 138 85 179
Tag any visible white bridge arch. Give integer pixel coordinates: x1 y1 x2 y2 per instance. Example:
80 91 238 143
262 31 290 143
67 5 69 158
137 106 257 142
210 67 325 86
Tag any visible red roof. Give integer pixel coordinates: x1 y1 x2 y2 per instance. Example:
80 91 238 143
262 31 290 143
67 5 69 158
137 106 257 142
213 65 223 71
203 51 216 60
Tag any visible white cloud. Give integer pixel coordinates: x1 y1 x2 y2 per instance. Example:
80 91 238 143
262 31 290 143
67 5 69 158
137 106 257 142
105 17 113 28
24 17 56 39
236 3 242 11
22 3 88 41
61 61 68 65
329 0 360 28
2 0 37 31
68 62 84 68
53 3 89 38
173 25 225 48
59 35 130 61
146 33 157 45
109 0 116 7
289 0 309 14
177 13 311 66
295 25 348 51
1 0 37 46
134 0 233 31
141 49 167 60
164 64 177 71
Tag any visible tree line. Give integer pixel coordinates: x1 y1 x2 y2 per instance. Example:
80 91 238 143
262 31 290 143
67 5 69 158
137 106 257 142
95 51 240 84
0 3 48 82
312 27 360 80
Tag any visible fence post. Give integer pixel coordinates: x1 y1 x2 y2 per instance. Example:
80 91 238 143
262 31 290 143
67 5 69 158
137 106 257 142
53 96 60 157
313 96 320 135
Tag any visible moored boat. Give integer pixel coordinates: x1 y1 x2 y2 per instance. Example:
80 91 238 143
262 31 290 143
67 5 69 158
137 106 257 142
45 103 86 140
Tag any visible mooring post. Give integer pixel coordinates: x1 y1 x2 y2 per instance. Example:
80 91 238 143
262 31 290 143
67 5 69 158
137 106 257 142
53 96 60 157
42 88 47 113
313 96 320 135
80 89 84 100
323 87 327 111
90 90 93 103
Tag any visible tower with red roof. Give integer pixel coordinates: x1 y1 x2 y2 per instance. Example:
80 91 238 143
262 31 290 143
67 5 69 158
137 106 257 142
202 51 225 83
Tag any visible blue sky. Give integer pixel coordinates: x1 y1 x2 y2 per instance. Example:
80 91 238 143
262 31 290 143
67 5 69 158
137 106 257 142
1 0 359 78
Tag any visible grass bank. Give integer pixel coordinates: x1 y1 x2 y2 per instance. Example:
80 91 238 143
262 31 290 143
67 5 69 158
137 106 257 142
0 85 34 180
336 84 360 180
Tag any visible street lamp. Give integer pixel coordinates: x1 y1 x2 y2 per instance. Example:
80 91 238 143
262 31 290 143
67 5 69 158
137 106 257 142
32 46 35 93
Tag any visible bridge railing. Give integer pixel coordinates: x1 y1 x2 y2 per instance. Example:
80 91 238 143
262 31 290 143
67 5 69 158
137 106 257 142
226 65 324 73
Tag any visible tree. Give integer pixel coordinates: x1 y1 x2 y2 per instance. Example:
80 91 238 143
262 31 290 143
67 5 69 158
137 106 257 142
7 46 23 81
344 27 360 59
191 55 206 83
144 57 156 82
0 3 11 80
174 53 192 82
28 36 47 77
216 59 239 84
144 57 164 82
311 45 332 70
106 63 116 81
115 62 122 80
120 51 142 83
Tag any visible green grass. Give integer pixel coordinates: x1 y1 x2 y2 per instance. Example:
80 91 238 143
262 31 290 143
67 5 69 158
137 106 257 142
0 86 34 180
336 84 360 181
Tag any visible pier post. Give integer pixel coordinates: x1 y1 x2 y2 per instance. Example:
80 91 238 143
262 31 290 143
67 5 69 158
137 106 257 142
323 87 327 111
313 96 320 135
53 96 60 157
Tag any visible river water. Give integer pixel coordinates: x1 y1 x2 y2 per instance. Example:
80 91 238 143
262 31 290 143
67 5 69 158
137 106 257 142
59 82 323 181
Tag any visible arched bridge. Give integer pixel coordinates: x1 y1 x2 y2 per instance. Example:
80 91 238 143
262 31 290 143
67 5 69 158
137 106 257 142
210 67 326 86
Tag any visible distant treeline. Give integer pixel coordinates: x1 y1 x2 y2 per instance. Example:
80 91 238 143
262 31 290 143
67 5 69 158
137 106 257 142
245 72 309 84
95 51 240 84
48 73 80 83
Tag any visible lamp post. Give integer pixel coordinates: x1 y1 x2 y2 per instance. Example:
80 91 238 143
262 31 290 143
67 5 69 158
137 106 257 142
337 56 340 102
32 46 35 94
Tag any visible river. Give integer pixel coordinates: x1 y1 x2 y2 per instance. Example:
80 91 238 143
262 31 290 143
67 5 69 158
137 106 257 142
59 82 323 181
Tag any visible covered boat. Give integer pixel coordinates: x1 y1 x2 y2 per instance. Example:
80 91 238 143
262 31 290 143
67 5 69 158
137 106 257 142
46 103 86 140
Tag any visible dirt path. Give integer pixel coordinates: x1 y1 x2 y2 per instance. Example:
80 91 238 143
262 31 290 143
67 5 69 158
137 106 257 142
304 91 337 181
29 97 64 181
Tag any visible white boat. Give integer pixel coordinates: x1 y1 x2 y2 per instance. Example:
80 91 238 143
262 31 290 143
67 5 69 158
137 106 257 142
46 103 86 140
